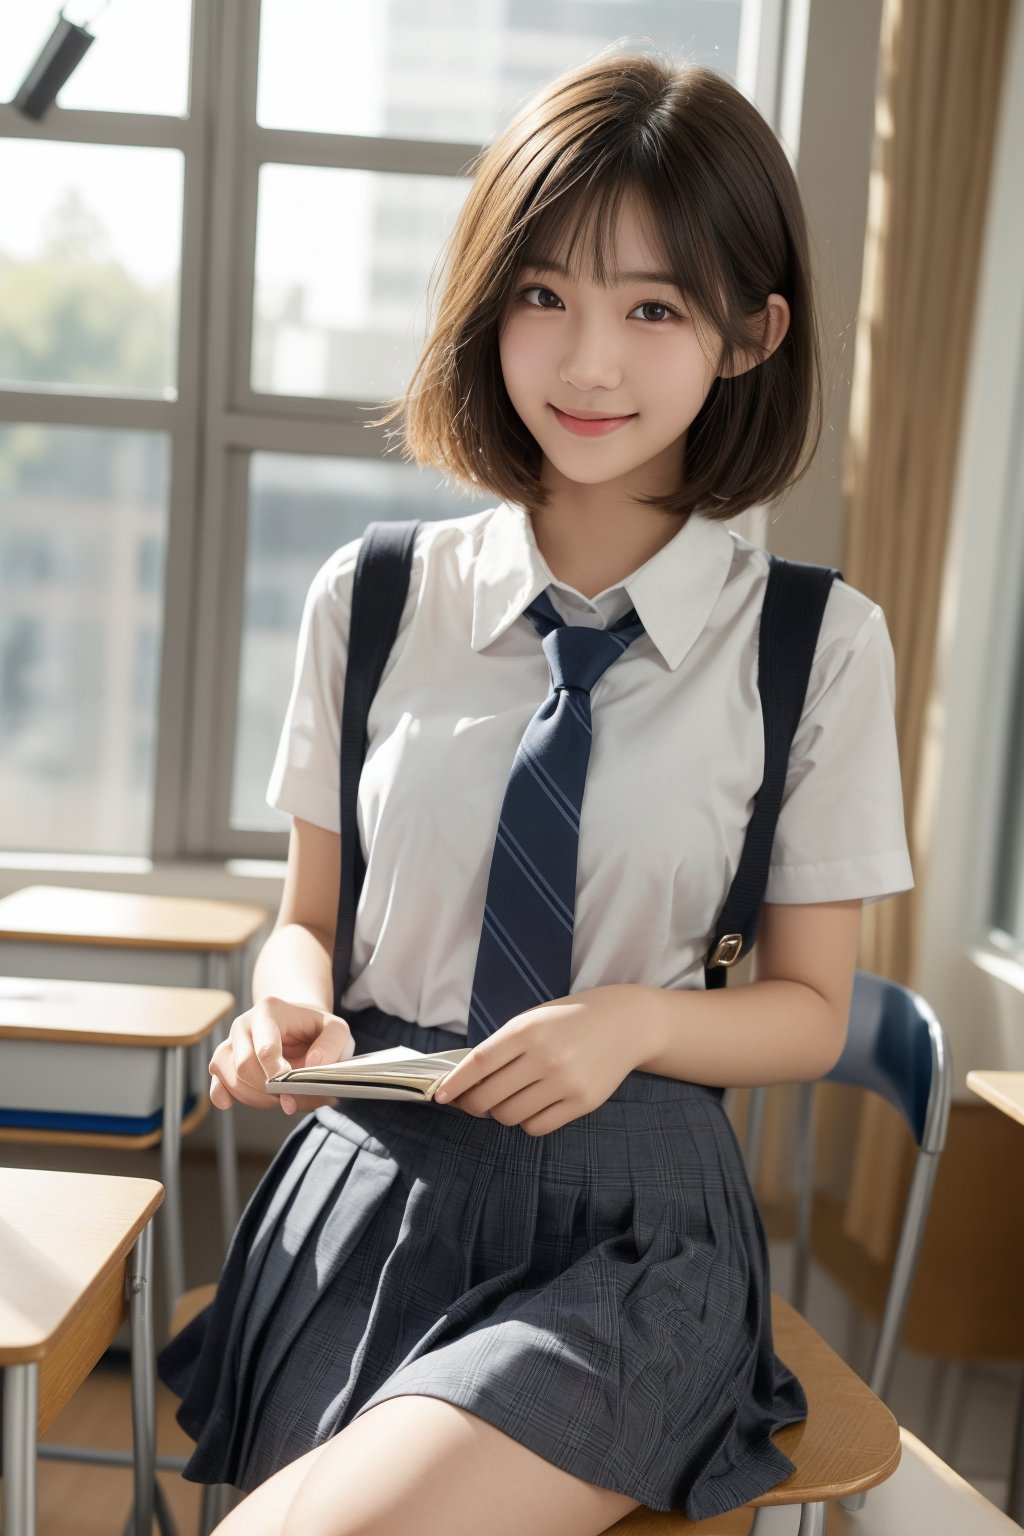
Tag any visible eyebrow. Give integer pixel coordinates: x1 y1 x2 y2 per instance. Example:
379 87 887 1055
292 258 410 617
520 257 683 289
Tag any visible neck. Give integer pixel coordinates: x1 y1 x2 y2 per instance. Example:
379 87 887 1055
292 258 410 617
528 442 690 599
529 482 688 601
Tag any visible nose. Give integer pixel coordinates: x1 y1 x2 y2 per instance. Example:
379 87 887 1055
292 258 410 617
559 314 623 393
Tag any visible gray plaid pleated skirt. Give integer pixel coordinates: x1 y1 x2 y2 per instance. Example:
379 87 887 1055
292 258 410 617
158 1004 808 1519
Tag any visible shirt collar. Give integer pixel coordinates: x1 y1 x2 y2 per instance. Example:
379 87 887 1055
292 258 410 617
471 500 736 672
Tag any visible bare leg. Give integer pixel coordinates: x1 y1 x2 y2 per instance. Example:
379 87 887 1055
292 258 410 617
279 1394 645 1536
210 1442 333 1536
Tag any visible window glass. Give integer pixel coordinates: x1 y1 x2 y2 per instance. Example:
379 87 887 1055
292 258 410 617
234 452 495 832
252 164 470 400
0 0 191 117
0 425 171 855
0 140 182 394
257 0 742 140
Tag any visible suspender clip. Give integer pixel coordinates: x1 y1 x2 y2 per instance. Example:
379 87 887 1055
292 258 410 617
707 933 743 967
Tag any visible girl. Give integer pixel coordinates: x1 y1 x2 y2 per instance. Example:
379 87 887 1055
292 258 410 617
159 45 914 1536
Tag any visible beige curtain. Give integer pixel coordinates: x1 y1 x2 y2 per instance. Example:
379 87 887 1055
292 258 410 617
749 0 1014 1311
838 0 1011 1266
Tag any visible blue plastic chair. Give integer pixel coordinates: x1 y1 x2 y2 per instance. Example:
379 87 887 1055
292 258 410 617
743 968 952 1525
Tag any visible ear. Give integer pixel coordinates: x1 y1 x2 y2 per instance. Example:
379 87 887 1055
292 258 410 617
718 293 791 380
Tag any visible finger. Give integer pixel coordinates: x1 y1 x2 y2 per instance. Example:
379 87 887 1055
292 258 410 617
230 1020 277 1095
486 1081 564 1127
279 1092 338 1116
209 1049 278 1110
435 1044 496 1103
309 1015 353 1066
519 1100 573 1137
449 1058 540 1116
209 1074 234 1111
249 1009 290 1080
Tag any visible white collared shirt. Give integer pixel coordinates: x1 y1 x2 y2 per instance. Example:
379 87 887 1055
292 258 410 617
267 501 914 1033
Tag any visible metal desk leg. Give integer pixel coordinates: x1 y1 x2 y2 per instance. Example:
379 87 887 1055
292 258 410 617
2 1360 38 1536
205 952 240 1249
1008 1366 1024 1522
161 1046 186 1311
127 1221 156 1536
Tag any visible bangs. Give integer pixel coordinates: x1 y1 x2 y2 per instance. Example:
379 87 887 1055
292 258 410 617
511 160 733 347
517 173 662 287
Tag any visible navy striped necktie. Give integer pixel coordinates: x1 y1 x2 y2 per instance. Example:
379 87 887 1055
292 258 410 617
467 587 646 1046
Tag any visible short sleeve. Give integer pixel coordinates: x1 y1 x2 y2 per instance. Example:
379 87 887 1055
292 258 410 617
763 600 915 905
265 537 362 833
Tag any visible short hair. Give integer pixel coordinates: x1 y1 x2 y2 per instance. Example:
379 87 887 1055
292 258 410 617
368 46 824 523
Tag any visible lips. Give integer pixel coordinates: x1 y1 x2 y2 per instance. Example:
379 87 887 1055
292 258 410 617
550 405 637 437
556 407 629 420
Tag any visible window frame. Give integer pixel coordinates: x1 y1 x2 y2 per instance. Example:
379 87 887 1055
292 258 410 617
186 0 787 861
0 0 789 867
0 0 213 864
183 0 484 859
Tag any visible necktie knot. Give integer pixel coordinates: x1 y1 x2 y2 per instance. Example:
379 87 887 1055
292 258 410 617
523 589 646 694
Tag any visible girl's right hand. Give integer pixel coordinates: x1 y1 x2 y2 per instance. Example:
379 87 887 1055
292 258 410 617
208 995 355 1116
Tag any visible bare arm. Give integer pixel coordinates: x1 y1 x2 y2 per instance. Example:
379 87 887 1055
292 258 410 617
251 815 341 1009
631 898 862 1088
210 816 353 1114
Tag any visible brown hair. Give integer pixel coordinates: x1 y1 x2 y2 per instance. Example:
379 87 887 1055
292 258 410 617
367 45 824 523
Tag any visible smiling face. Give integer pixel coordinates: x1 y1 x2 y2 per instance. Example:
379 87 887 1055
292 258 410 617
497 192 726 506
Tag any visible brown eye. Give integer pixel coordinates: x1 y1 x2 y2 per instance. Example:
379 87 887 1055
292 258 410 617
630 301 681 324
519 285 563 309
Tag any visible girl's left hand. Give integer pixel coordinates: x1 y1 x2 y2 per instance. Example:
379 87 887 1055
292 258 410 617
435 985 657 1136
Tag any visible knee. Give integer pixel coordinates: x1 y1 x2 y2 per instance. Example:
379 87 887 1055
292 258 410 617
280 1479 378 1536
281 1500 375 1536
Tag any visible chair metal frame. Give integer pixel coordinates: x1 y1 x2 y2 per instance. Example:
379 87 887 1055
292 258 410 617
742 967 952 1530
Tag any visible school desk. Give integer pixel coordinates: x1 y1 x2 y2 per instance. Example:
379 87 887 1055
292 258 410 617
965 1069 1024 1524
0 976 234 1316
0 883 271 1260
0 1167 163 1536
965 1071 1024 1129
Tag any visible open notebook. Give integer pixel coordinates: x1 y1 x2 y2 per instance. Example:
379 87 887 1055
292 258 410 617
265 1045 472 1104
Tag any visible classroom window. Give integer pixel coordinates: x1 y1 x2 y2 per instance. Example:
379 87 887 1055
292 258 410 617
0 424 170 855
252 165 470 400
255 0 742 143
0 0 192 118
0 140 183 395
0 0 760 866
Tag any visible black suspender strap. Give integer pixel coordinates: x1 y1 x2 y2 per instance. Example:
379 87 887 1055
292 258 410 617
703 555 842 990
330 522 842 1012
332 519 422 1014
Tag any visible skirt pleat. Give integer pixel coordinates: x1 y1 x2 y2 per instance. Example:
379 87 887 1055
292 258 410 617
158 1006 808 1520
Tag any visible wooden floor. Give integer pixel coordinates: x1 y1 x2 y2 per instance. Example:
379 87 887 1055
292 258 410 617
34 1353 206 1536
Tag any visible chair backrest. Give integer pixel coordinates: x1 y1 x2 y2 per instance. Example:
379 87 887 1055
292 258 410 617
787 967 952 1463
823 970 951 1153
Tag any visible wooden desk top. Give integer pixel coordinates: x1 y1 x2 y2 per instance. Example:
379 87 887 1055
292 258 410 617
0 1168 163 1363
0 884 269 952
0 976 235 1046
965 1071 1024 1129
